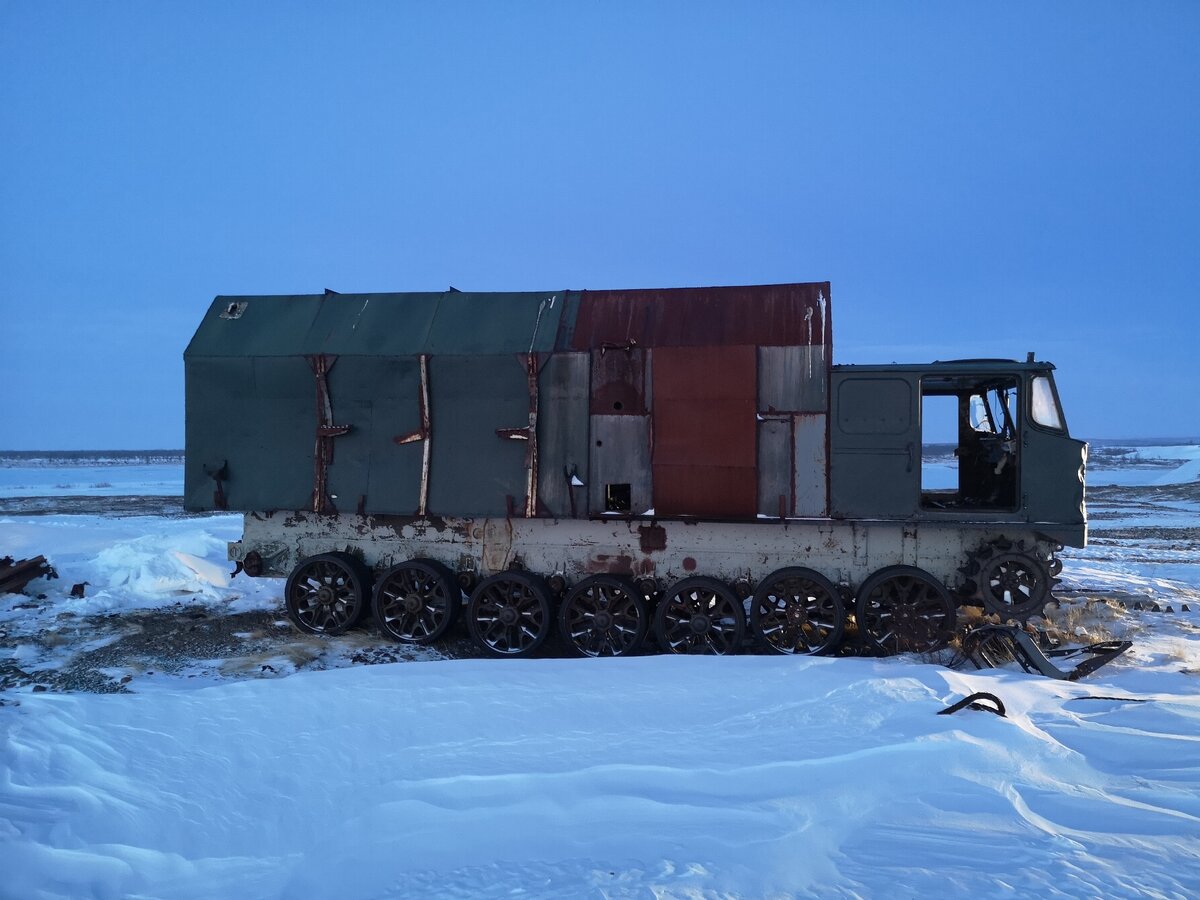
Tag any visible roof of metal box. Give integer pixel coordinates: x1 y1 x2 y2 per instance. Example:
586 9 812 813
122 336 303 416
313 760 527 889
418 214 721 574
566 282 831 349
185 291 567 358
185 282 832 358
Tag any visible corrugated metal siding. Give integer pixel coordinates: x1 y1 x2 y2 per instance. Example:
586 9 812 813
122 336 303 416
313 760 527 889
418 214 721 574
655 466 759 520
589 415 652 515
794 413 828 517
590 348 649 416
651 346 757 517
757 417 793 517
185 282 834 519
537 353 591 518
567 282 831 350
758 345 828 413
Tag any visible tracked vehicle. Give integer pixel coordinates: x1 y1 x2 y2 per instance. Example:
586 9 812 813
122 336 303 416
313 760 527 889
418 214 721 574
184 283 1086 658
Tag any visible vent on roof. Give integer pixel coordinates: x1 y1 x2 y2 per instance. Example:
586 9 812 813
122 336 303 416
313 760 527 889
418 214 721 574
219 301 247 320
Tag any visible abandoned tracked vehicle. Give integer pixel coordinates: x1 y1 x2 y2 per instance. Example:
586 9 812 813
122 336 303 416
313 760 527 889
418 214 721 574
184 282 1087 658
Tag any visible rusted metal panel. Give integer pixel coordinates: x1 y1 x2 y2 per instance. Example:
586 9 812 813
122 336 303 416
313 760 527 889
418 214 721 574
652 345 757 403
758 345 829 414
651 345 757 517
651 466 759 519
589 415 652 515
590 348 648 415
794 413 828 517
0 555 53 595
568 282 831 349
653 399 757 468
537 353 590 518
428 355 531 517
757 417 792 517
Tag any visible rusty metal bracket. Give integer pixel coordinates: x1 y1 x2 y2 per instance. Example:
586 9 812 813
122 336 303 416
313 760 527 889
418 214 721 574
204 461 229 511
307 354 351 515
599 341 638 355
493 353 540 517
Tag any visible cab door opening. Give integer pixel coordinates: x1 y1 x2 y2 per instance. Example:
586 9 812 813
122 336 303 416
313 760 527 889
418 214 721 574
921 375 1019 511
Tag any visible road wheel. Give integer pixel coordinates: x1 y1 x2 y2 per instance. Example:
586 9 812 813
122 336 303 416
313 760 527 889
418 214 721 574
467 571 554 658
285 552 371 635
373 559 460 644
751 567 844 655
855 565 956 654
654 576 744 655
559 575 648 657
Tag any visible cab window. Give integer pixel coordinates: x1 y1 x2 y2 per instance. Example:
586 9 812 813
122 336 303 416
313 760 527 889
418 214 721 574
1031 376 1065 431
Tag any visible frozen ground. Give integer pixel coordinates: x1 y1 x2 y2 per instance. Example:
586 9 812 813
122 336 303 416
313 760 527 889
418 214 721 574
1 446 1199 898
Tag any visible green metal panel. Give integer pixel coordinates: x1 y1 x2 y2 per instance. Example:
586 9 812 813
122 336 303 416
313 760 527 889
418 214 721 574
301 294 442 357
185 295 325 358
1022 426 1087 532
427 355 531 517
829 373 920 518
184 356 314 512
424 292 565 355
325 356 425 516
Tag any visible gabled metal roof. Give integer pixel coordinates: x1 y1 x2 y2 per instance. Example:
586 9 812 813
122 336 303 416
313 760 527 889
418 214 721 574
185 282 834 359
567 282 831 349
185 290 566 358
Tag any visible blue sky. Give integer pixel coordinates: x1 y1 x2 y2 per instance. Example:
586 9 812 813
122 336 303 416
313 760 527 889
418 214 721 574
2 1 1197 448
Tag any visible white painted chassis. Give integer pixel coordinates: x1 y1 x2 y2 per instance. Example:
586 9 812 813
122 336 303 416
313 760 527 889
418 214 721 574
231 512 1061 596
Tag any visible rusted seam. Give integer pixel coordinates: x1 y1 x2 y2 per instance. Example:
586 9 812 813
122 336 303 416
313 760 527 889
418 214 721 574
307 354 349 515
418 353 431 516
525 352 539 518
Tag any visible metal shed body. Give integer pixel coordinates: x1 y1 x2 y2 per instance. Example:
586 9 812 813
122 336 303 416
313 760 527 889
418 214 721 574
184 283 833 521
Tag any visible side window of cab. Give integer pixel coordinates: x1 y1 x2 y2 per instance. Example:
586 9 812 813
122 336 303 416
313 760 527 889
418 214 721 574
1030 375 1065 432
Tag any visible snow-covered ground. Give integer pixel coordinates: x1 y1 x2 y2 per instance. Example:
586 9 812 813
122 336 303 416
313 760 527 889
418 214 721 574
1 446 1199 898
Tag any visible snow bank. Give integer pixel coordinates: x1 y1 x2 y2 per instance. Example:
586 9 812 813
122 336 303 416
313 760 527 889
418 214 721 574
1 657 1197 899
1088 444 1200 487
0 514 274 620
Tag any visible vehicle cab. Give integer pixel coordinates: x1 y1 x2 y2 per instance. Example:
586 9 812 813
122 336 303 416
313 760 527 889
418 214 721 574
829 358 1087 547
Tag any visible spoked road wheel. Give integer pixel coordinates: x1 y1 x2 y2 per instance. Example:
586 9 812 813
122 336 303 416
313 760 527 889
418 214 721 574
977 552 1051 622
559 575 648 657
855 565 956 655
467 571 554 658
751 567 845 655
373 559 460 644
654 576 745 655
285 552 371 635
